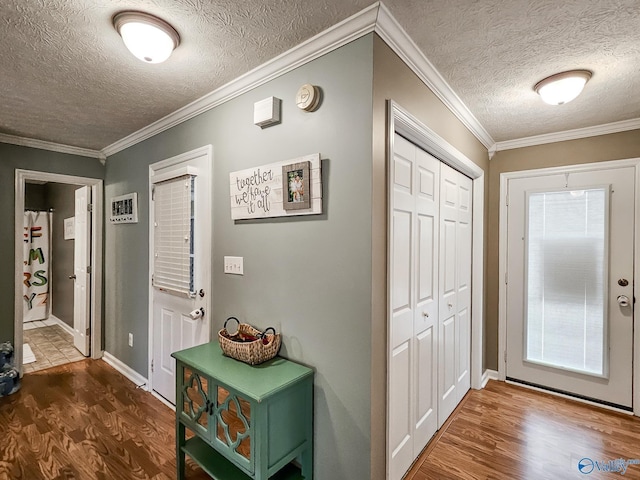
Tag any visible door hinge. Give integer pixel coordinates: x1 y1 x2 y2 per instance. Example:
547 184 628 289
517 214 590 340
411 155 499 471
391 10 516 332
151 359 154 373
504 272 508 284
504 350 507 363
87 203 93 212
87 265 92 274
151 186 155 201
86 327 90 336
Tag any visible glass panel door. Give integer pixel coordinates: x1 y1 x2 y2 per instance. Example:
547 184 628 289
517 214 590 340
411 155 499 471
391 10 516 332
525 187 609 377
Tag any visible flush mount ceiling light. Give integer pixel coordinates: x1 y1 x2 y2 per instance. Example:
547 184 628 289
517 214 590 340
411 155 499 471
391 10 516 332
534 70 592 105
113 11 180 64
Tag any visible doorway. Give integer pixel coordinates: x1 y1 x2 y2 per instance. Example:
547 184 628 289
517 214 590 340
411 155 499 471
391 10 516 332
14 170 104 375
507 171 632 407
386 102 484 480
500 161 639 410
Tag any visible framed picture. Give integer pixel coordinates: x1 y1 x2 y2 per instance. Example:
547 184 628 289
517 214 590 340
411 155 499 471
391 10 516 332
64 217 75 240
282 161 311 210
109 192 138 223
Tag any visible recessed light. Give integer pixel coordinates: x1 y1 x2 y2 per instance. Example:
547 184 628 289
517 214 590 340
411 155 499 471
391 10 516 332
534 70 592 106
113 11 180 64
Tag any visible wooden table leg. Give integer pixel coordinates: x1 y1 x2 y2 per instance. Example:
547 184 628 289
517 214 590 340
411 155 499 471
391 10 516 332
177 421 186 479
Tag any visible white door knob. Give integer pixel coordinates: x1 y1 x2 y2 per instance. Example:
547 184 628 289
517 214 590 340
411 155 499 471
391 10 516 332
617 295 630 307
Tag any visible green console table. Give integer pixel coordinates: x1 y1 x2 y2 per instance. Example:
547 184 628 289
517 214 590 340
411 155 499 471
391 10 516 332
172 342 313 480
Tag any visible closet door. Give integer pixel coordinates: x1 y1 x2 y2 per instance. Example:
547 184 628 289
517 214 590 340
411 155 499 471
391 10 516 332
438 163 472 426
388 134 439 480
388 135 473 479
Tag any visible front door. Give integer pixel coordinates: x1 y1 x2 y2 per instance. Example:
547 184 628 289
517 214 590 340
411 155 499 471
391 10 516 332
73 186 91 356
150 147 212 404
506 166 634 408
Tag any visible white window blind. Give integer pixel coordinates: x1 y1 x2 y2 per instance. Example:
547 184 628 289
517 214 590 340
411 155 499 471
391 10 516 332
525 188 608 376
153 175 195 296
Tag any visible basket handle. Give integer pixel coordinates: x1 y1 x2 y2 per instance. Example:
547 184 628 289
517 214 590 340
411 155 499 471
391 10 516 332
260 327 277 345
224 316 240 333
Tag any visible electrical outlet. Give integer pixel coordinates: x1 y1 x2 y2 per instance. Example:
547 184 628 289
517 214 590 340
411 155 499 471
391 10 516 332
128 333 134 347
224 256 244 275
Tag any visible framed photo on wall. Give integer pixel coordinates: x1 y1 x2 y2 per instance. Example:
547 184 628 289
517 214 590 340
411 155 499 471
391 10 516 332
282 161 311 210
64 217 75 240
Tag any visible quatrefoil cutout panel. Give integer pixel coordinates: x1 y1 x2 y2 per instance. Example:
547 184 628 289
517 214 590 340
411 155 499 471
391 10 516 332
183 369 209 428
216 387 251 459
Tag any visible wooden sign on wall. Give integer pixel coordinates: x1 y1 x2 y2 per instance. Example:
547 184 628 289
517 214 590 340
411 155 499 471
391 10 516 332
229 153 322 220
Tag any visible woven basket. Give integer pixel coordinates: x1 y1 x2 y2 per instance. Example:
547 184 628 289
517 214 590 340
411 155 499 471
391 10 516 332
218 317 281 365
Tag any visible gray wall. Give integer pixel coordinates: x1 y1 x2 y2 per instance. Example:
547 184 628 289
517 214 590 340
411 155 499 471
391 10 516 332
48 183 80 327
0 143 104 343
105 36 374 480
25 183 47 210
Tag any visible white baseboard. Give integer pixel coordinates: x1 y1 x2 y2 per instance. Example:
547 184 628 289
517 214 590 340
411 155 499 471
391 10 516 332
48 315 74 336
482 369 499 388
102 351 148 390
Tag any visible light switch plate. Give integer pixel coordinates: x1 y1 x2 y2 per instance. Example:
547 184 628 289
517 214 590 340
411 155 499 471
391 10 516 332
224 256 244 275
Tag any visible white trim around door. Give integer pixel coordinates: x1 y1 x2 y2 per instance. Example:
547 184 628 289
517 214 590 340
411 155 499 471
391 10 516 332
498 158 640 416
14 170 104 375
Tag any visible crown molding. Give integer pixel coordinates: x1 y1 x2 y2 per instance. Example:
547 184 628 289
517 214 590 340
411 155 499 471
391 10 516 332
102 3 380 157
494 117 640 152
374 3 494 149
0 132 105 162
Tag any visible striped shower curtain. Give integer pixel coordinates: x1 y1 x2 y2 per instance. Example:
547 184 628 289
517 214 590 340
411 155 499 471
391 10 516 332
23 211 52 322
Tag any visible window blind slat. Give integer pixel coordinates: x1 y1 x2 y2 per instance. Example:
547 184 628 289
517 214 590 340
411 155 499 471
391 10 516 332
153 175 195 295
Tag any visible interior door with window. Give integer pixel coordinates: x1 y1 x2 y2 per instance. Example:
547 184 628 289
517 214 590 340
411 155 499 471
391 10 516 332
506 166 635 408
150 148 212 404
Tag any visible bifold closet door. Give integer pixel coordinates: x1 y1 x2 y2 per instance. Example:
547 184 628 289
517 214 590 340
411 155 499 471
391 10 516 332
388 134 473 480
437 163 472 427
388 134 440 479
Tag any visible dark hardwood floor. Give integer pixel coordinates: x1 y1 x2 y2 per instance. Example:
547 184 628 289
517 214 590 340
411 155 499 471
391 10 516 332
407 380 640 480
0 359 209 480
3 360 640 479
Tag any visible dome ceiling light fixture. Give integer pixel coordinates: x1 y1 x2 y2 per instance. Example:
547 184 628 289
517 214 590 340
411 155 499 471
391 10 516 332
113 11 180 64
534 70 592 106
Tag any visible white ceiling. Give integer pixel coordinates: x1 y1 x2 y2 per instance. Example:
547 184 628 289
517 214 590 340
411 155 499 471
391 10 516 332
1 0 639 153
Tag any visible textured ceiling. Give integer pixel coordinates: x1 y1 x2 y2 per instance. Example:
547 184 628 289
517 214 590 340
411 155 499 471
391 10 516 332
0 0 639 151
385 0 640 142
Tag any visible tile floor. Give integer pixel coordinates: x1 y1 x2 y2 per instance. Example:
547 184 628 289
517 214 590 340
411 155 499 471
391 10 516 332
23 318 59 331
22 323 85 373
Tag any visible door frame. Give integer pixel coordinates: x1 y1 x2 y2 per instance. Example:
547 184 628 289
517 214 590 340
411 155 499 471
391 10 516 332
14 169 104 373
386 101 485 475
498 158 640 416
147 145 213 402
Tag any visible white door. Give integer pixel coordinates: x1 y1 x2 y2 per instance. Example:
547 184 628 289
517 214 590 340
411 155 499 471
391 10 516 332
389 134 440 479
506 166 634 408
388 135 474 478
73 186 91 356
150 148 212 404
437 164 472 426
